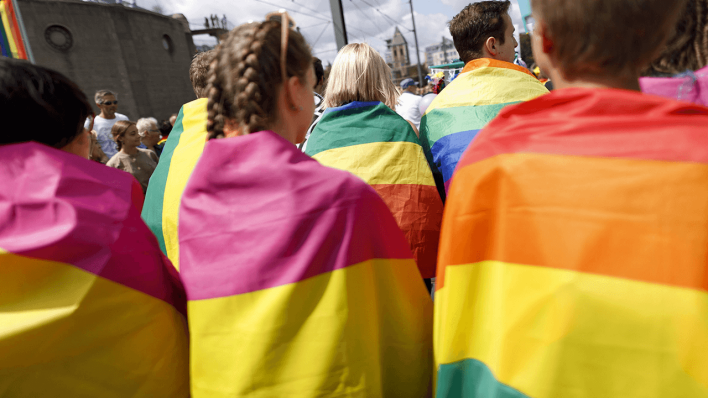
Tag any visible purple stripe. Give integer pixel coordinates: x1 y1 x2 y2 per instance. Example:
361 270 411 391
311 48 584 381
179 131 414 300
0 143 186 314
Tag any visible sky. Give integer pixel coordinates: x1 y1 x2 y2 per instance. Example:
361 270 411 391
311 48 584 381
137 0 523 66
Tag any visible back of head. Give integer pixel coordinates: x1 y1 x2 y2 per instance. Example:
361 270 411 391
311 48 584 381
323 43 399 110
643 0 708 76
449 0 511 63
0 58 92 148
190 50 216 98
136 117 158 134
313 57 324 85
532 0 688 79
206 19 312 139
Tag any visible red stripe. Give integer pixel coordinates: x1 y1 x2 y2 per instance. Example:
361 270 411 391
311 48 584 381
371 184 443 279
457 88 708 171
462 58 537 78
6 0 26 59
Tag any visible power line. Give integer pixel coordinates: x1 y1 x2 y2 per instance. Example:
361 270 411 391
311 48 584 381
348 0 385 36
311 21 331 47
357 0 413 32
253 0 330 22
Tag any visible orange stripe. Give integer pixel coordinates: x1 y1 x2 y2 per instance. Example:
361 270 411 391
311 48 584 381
438 153 708 291
372 184 443 279
461 58 537 78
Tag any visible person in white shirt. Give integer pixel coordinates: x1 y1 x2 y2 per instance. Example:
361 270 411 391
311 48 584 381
396 78 423 129
84 90 128 158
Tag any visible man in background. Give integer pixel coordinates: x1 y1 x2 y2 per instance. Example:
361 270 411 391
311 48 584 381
396 78 422 129
86 89 128 159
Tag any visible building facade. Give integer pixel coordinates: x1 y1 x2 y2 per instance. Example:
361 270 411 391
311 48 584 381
385 27 410 82
17 0 196 121
425 37 459 67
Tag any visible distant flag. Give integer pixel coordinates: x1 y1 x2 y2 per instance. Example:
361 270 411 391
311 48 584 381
306 101 444 278
0 0 30 60
419 58 548 193
142 98 208 271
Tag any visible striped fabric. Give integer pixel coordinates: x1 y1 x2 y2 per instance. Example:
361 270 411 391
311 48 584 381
306 101 443 278
434 88 708 397
419 58 548 192
180 130 433 397
0 0 27 59
0 143 189 397
142 98 207 271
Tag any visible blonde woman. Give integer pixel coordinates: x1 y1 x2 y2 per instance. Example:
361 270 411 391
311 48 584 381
305 43 444 284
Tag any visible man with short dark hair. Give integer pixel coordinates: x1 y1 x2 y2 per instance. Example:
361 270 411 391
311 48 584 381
86 89 128 158
419 1 548 198
189 50 215 99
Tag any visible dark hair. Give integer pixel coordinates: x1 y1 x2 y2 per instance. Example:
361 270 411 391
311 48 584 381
532 0 687 79
159 119 172 137
449 1 510 63
643 0 708 76
0 58 92 148
111 120 136 151
190 50 216 98
313 57 324 85
206 18 313 139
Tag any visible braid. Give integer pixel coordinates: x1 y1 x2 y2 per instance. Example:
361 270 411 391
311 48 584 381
205 18 312 141
644 0 708 76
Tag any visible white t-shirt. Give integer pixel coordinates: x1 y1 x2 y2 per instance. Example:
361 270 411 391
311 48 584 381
396 92 423 129
85 113 129 159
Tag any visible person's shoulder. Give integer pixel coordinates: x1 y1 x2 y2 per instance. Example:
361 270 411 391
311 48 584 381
106 152 125 167
138 147 159 161
116 113 129 120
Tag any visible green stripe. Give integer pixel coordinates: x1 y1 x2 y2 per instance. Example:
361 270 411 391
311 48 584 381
141 106 187 255
436 359 530 398
305 102 420 157
420 102 517 148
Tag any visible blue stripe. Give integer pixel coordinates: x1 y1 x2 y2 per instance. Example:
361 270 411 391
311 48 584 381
323 101 380 114
436 358 530 398
430 129 481 183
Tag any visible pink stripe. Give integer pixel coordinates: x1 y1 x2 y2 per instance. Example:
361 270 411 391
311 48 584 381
0 143 186 315
179 131 413 300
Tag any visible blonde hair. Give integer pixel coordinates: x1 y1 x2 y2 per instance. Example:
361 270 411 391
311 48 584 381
323 43 399 110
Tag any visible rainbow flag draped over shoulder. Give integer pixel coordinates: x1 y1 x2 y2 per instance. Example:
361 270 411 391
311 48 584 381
0 0 28 59
419 58 548 192
434 88 708 397
305 101 443 278
180 130 433 397
142 98 207 271
0 143 189 396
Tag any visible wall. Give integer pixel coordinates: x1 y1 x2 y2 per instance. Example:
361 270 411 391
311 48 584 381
18 0 196 121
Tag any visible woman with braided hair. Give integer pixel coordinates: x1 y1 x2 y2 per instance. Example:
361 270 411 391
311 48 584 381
640 0 708 105
178 14 433 398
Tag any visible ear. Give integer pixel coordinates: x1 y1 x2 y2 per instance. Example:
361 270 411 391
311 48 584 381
286 75 304 109
537 22 554 54
484 36 497 56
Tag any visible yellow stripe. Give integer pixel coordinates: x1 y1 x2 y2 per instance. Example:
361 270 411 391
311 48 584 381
0 249 189 396
425 67 547 113
434 260 708 397
162 98 207 271
0 3 19 58
312 141 436 186
188 258 433 397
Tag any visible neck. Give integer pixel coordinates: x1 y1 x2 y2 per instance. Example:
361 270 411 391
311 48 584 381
99 111 116 119
269 118 297 144
121 145 138 155
550 70 641 92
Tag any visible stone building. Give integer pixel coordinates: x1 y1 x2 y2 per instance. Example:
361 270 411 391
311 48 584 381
17 0 197 121
425 37 459 67
385 27 411 83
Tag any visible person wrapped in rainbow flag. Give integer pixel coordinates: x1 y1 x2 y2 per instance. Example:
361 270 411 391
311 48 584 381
434 0 708 396
0 58 188 396
419 1 548 197
179 15 433 397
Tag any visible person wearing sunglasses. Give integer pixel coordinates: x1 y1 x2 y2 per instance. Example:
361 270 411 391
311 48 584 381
177 12 433 397
84 89 129 159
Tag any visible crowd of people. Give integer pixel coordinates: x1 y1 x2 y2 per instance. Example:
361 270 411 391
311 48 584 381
1 0 708 396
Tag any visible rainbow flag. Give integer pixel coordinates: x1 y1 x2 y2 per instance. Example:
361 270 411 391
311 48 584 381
0 142 189 396
142 98 207 271
419 58 548 193
180 130 433 397
305 101 444 278
0 0 28 59
434 88 708 397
